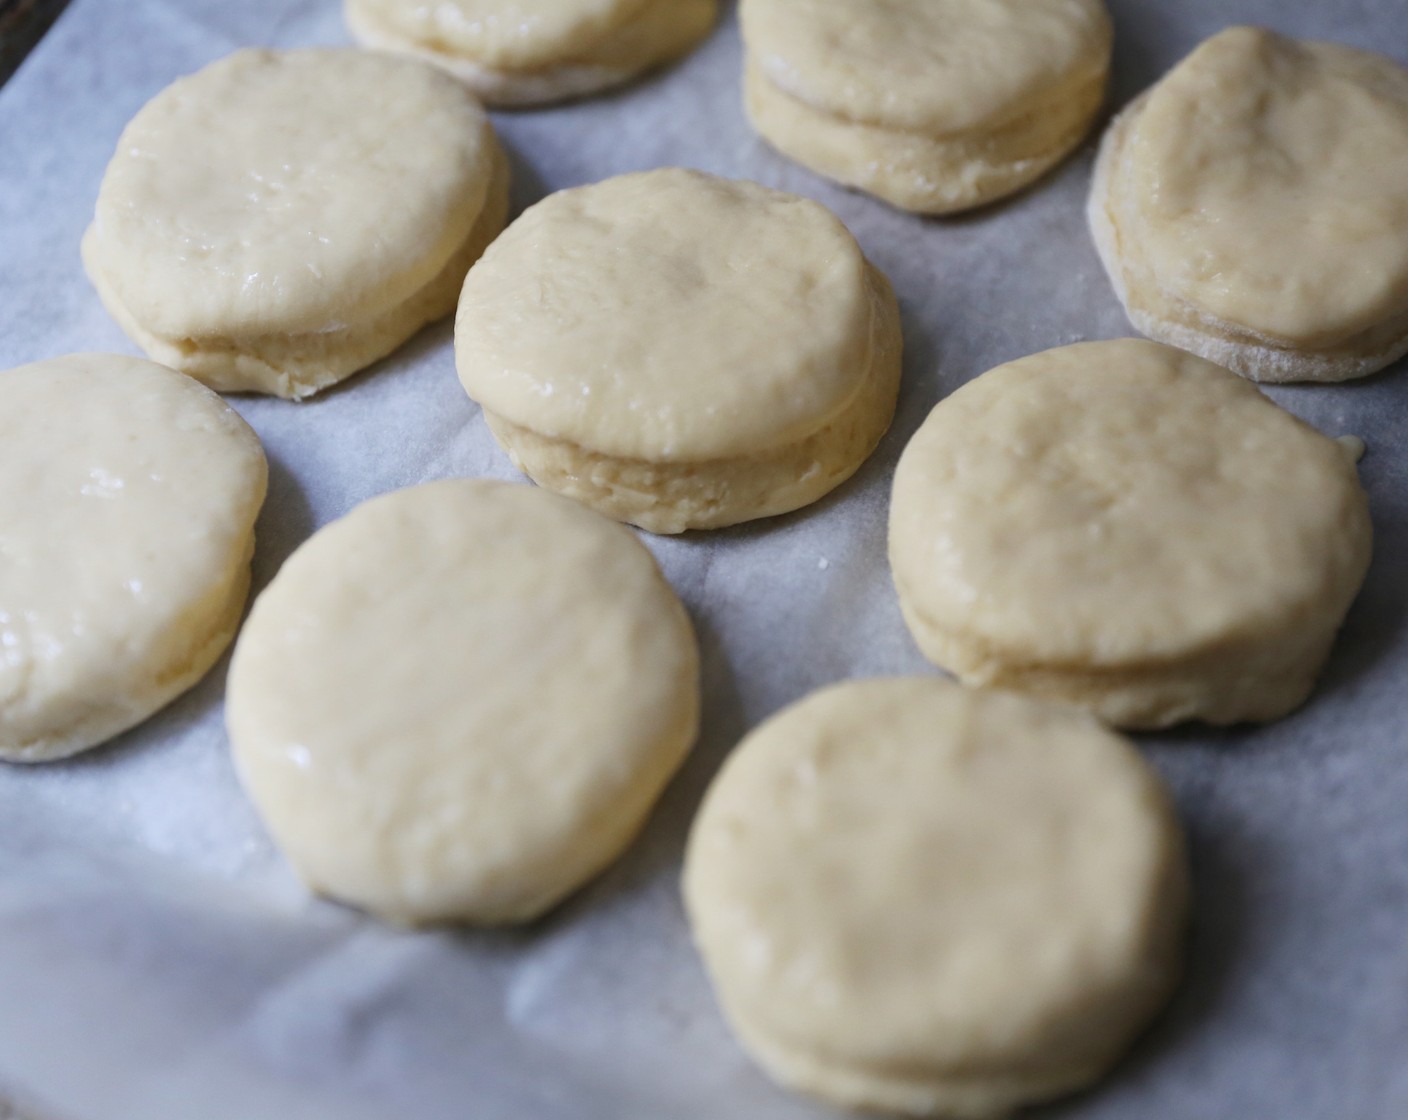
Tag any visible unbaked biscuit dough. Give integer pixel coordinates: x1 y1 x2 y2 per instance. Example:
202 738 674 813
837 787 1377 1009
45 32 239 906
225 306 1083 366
740 0 1112 214
684 677 1187 1119
345 0 717 107
1089 27 1408 382
456 169 903 534
0 354 267 763
226 480 699 926
889 340 1372 730
83 48 509 400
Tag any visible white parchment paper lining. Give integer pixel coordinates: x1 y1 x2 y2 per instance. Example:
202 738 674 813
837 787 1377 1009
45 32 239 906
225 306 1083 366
1 2 1406 1117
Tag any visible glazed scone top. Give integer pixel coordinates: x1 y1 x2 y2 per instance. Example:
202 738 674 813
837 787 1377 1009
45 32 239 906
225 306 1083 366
1120 27 1408 347
0 355 267 754
227 480 698 923
684 677 1180 1082
457 169 875 462
89 49 494 339
347 0 652 69
890 340 1371 667
741 0 1112 133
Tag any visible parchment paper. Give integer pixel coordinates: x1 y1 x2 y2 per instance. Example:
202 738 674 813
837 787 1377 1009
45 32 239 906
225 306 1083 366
1 2 1406 1117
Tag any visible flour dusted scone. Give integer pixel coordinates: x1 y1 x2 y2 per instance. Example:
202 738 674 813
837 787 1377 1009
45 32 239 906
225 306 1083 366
1089 27 1408 382
83 49 509 400
889 340 1372 730
226 480 699 925
0 354 267 763
740 0 1112 214
684 677 1187 1119
345 0 717 107
455 169 902 534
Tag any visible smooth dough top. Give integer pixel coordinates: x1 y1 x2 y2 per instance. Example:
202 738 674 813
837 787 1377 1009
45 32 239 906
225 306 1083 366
890 340 1371 667
89 49 494 339
741 0 1112 133
226 479 699 923
346 0 652 69
457 169 874 462
0 354 267 754
1119 27 1408 347
684 677 1180 1083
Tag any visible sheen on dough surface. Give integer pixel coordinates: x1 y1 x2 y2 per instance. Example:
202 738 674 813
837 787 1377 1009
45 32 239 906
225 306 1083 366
0 354 267 763
1089 27 1408 382
684 676 1188 1118
226 479 699 926
83 48 508 399
455 168 902 533
889 339 1372 729
740 0 1112 213
345 0 717 107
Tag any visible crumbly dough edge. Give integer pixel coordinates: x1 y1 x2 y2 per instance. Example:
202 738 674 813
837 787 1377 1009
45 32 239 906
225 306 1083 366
478 262 902 534
347 0 716 108
744 57 1108 215
1088 95 1408 383
82 138 511 400
891 535 1370 730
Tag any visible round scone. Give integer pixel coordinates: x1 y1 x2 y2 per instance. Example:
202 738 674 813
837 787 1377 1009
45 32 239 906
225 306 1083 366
455 169 903 534
684 677 1188 1119
889 340 1373 730
345 0 717 108
83 48 510 400
226 479 699 925
0 354 267 763
740 0 1112 215
1089 27 1408 382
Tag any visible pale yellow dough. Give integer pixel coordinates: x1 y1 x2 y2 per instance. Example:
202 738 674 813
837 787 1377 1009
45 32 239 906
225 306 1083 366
345 0 717 107
740 0 1111 214
684 677 1188 1119
0 354 267 763
889 340 1372 730
83 49 509 400
456 169 902 533
226 480 699 926
1089 27 1408 382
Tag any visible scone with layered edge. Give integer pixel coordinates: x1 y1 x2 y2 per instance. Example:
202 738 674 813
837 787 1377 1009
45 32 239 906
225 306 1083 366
83 48 509 400
685 677 1188 1119
741 0 1112 214
227 480 699 926
1089 27 1408 383
346 0 717 107
456 169 902 534
0 354 267 763
889 340 1372 730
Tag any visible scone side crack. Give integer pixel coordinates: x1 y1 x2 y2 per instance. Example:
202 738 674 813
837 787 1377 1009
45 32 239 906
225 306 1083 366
1087 28 1408 381
346 0 717 108
83 138 510 400
477 260 901 533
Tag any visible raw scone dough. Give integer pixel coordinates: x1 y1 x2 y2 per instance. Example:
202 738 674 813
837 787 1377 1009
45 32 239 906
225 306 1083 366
1089 27 1408 382
226 479 699 926
889 340 1373 730
684 677 1188 1119
0 354 267 763
741 0 1112 214
83 48 509 400
345 0 717 107
455 169 902 534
